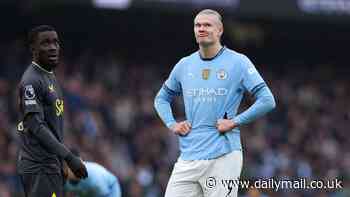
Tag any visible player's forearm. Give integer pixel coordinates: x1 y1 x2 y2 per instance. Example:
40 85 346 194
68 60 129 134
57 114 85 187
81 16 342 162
154 87 177 128
233 87 275 125
24 113 70 159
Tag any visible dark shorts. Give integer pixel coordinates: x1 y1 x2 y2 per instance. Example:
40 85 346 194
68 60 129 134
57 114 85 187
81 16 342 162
20 172 64 197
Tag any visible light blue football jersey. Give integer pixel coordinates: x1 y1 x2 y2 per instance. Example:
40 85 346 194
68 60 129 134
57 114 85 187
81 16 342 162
155 47 275 160
65 161 121 197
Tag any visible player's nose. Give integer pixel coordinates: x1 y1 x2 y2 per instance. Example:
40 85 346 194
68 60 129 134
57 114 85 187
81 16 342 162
48 43 58 51
198 26 206 32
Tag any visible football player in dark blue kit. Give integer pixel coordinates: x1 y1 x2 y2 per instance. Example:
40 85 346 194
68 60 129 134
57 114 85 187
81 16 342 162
17 25 88 197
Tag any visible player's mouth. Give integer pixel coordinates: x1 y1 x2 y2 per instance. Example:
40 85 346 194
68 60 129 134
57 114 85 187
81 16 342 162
198 34 209 38
48 54 58 61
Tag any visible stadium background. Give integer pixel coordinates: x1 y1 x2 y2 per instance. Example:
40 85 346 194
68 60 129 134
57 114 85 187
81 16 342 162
0 0 349 196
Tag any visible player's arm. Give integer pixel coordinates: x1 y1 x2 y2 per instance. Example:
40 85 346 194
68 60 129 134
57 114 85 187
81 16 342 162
154 60 191 135
232 84 275 126
20 81 88 179
217 86 275 132
154 84 179 128
154 85 191 135
217 56 275 132
232 56 275 126
24 113 87 178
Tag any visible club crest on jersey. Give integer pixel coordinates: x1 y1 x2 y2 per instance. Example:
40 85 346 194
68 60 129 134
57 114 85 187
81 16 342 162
48 84 55 93
202 69 210 80
24 85 35 99
217 69 227 80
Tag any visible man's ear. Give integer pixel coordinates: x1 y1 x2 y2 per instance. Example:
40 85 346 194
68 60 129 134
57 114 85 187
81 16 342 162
219 26 224 37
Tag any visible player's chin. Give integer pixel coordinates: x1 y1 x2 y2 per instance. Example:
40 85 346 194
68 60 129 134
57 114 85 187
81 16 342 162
48 60 59 68
196 38 206 43
197 40 213 47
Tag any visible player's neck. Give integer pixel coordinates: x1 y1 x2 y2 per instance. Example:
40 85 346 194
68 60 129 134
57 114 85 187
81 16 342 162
32 61 54 74
199 43 223 60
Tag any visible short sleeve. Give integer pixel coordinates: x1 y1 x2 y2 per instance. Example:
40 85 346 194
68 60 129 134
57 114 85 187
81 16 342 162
19 80 43 117
240 55 266 95
164 59 183 94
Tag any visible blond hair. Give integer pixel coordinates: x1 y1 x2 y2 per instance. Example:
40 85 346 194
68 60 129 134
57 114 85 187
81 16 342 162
196 9 223 26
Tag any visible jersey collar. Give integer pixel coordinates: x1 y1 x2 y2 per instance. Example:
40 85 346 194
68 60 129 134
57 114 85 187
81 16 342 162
199 46 226 61
32 61 54 74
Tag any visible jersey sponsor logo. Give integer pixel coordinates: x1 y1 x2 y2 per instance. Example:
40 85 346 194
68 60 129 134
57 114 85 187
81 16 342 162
217 69 227 80
24 100 37 105
187 88 228 97
186 87 228 103
48 84 55 93
55 99 64 116
202 69 210 80
24 85 35 99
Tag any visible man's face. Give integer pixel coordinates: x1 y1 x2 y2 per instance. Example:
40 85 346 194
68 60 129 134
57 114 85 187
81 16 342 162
32 31 60 68
194 14 223 47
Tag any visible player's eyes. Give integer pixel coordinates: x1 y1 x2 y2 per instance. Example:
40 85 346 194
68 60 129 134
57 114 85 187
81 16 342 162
40 39 60 47
194 23 211 28
41 41 49 46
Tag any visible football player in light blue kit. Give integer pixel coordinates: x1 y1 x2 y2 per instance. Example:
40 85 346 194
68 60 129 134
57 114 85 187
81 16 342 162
154 9 276 197
64 150 121 197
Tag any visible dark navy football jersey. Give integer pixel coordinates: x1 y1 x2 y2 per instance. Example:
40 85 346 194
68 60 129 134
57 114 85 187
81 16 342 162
17 62 64 174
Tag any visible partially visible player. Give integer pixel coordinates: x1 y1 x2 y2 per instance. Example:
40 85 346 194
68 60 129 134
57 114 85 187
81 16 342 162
17 25 88 197
64 149 122 197
154 9 276 197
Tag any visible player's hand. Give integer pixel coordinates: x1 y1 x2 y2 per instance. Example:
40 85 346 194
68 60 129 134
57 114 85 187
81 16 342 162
64 161 80 181
63 161 69 180
65 153 88 179
170 121 191 136
216 119 237 133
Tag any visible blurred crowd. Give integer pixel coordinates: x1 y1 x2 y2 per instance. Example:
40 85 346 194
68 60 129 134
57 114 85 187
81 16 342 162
0 39 349 197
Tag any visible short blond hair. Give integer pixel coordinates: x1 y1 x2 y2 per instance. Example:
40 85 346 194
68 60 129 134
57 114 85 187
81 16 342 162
196 9 223 26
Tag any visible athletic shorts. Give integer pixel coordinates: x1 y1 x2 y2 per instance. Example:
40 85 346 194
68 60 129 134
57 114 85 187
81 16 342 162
165 150 243 197
20 172 64 197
